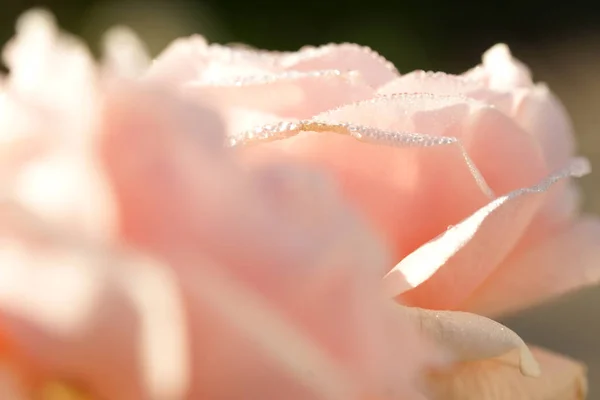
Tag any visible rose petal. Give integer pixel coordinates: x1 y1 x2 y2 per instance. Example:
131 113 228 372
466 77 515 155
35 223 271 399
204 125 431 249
513 84 575 171
147 39 398 88
175 253 361 400
225 109 299 137
463 44 533 91
0 8 115 241
384 158 590 309
0 202 145 399
0 364 28 400
99 86 441 398
183 70 374 129
461 216 600 317
400 306 540 376
145 36 281 86
101 25 150 78
379 75 573 174
0 200 374 400
377 70 486 97
461 46 576 171
376 71 513 124
467 45 575 171
8 145 116 241
99 84 257 259
237 93 546 263
277 43 398 87
378 69 574 172
177 252 444 400
526 179 582 240
120 254 190 399
235 121 491 263
427 346 587 400
314 94 547 194
2 9 97 119
100 86 363 301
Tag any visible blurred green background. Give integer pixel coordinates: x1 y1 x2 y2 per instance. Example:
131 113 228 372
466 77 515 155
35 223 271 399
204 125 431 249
2 0 600 397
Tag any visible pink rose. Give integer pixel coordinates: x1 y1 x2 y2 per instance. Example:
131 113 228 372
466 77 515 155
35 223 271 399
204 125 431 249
147 28 600 398
0 7 596 400
0 10 446 400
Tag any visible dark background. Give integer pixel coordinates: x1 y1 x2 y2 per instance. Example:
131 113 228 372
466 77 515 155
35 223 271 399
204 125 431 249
2 0 600 73
2 0 600 397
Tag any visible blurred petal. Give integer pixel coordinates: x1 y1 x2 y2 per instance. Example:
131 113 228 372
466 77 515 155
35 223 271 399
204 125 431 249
0 201 145 399
0 364 28 400
102 26 150 78
461 216 600 316
384 158 590 309
120 256 190 399
427 346 587 400
0 8 115 241
99 85 441 399
463 44 533 90
179 255 361 400
0 200 366 400
8 145 116 241
2 9 97 120
98 84 290 267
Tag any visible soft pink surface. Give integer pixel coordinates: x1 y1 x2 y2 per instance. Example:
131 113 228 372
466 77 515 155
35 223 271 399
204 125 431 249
0 8 595 400
147 37 600 317
0 11 440 399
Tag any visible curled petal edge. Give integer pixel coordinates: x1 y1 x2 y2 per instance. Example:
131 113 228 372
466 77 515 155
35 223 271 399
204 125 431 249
399 306 540 377
228 120 496 199
383 157 590 297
